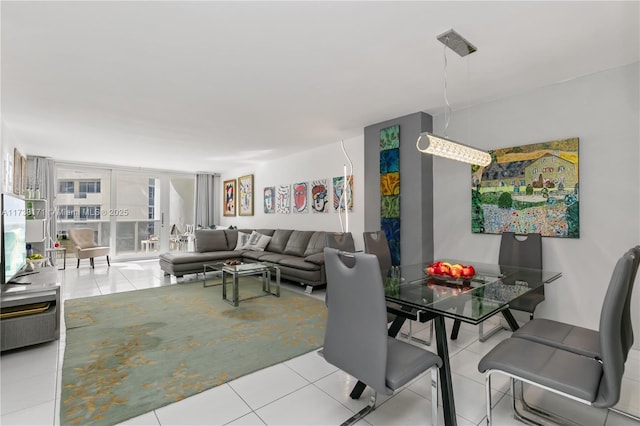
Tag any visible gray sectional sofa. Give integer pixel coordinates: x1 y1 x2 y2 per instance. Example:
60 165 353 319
159 228 351 290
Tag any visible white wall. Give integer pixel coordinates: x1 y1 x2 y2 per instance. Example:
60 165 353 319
219 135 366 249
433 63 640 340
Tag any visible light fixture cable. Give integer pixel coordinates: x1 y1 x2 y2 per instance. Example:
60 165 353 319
338 139 353 233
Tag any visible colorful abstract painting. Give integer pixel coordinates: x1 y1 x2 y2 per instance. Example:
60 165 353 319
276 184 291 214
380 125 400 265
311 179 329 213
223 179 236 217
292 182 308 214
472 137 579 238
238 174 254 216
333 176 353 212
263 186 275 214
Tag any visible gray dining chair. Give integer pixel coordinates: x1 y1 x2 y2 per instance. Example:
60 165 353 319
453 232 543 341
478 250 635 425
323 232 355 306
363 230 433 344
322 248 442 426
512 245 639 360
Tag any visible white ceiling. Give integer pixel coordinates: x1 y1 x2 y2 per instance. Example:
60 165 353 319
2 1 639 173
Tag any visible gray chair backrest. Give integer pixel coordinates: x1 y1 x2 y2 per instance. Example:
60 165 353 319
323 248 389 394
621 245 640 359
594 251 634 408
499 232 542 269
325 232 355 252
363 231 392 277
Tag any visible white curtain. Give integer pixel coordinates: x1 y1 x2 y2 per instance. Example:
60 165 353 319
26 156 57 249
195 173 218 228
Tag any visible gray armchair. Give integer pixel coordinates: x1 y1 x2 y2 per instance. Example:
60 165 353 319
478 249 635 425
322 248 442 425
68 228 110 269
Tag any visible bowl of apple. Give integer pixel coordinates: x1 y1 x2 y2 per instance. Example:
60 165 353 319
425 261 475 280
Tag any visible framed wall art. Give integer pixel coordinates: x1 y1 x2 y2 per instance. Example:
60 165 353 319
292 181 308 214
13 148 25 196
223 179 236 216
276 184 291 214
238 174 254 216
472 137 579 238
263 186 275 214
310 179 329 213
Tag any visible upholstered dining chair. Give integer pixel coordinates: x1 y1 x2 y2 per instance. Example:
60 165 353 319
363 230 433 345
323 232 355 306
322 248 442 426
452 232 543 341
478 250 635 425
68 228 110 269
512 245 640 361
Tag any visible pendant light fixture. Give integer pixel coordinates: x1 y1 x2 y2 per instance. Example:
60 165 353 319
416 29 491 167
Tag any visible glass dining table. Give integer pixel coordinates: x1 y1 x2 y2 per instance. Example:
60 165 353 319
349 259 562 426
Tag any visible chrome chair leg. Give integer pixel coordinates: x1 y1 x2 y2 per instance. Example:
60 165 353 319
431 367 439 426
340 391 377 426
479 320 506 342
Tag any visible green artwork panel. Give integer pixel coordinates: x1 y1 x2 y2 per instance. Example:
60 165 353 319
380 125 400 151
381 195 400 218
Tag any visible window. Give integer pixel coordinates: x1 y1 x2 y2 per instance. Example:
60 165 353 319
79 205 101 220
59 181 74 194
57 205 75 220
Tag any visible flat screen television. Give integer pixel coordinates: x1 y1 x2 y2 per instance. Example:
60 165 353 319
1 193 28 284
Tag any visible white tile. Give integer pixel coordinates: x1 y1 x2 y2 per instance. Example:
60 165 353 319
449 349 510 392
254 384 353 425
614 377 640 417
225 411 266 425
284 349 337 383
362 388 436 426
116 411 160 425
0 398 56 425
0 370 57 415
228 363 308 409
154 384 251 425
446 373 494 425
520 383 607 425
1 340 59 383
314 369 391 413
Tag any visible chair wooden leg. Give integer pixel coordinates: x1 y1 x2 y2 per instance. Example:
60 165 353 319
90 258 94 268
106 256 110 266
76 259 80 268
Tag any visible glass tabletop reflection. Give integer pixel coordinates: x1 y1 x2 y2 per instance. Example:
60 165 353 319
383 259 561 324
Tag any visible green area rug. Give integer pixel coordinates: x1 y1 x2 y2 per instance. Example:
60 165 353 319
61 279 327 425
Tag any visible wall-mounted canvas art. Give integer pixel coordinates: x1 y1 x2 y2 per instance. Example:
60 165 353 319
276 184 291 214
13 148 25 196
292 181 308 214
380 125 401 265
472 137 579 238
333 175 353 212
311 179 329 213
223 179 236 216
238 174 254 216
263 186 275 214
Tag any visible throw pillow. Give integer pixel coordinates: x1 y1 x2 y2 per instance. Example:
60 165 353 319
243 231 272 251
234 231 250 250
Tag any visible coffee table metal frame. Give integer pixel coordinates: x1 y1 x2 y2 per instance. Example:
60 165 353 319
203 261 280 307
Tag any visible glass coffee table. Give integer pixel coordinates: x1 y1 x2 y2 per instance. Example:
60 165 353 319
203 261 280 307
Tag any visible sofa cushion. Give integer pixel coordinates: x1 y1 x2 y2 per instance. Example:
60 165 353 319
195 229 228 253
243 231 272 251
279 256 321 271
304 252 325 266
303 231 327 257
267 229 293 254
160 251 241 265
283 231 314 257
242 250 270 261
235 231 251 250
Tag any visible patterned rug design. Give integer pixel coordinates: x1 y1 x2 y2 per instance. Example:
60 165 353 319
61 279 327 425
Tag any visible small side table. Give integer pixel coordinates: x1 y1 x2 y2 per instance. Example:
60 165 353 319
45 247 67 270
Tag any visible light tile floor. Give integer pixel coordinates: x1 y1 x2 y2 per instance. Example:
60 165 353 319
1 259 639 426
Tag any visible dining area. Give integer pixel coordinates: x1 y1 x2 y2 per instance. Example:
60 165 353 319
321 231 639 426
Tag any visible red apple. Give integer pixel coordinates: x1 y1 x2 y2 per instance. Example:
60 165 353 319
461 265 475 278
